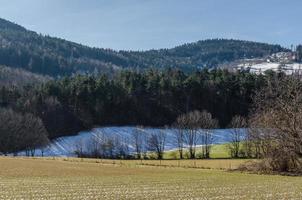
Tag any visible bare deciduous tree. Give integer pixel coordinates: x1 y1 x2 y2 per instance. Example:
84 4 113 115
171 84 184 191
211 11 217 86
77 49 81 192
226 115 247 158
87 133 103 158
249 75 302 172
75 139 85 158
199 111 219 159
177 111 199 159
173 122 185 159
131 126 144 159
116 136 130 159
147 129 166 160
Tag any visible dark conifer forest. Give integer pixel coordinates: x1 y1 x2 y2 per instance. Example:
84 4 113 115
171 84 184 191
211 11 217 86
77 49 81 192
1 69 270 140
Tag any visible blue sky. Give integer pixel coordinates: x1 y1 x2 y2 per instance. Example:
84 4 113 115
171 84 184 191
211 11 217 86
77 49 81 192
0 0 301 50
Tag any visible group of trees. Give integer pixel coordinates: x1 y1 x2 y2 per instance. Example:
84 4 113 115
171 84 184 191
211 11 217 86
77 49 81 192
71 111 258 161
76 134 131 159
174 111 218 159
131 128 167 160
74 128 166 160
0 108 49 156
74 110 219 160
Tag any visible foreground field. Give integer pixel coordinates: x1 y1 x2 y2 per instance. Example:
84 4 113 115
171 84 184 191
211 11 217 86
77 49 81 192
0 157 302 199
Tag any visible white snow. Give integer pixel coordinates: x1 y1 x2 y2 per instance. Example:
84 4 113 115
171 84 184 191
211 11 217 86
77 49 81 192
18 127 245 157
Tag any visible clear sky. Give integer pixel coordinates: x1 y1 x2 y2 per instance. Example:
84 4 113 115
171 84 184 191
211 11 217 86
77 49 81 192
0 0 301 50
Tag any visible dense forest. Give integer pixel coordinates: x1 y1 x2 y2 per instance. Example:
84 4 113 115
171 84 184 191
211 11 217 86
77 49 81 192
0 18 288 77
0 69 270 141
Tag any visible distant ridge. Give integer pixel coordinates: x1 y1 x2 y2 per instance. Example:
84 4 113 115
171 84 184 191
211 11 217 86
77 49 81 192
0 18 289 77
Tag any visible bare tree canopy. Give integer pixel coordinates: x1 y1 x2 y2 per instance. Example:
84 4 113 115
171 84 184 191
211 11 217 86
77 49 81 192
147 129 166 160
249 75 302 172
131 126 145 159
176 110 218 159
227 115 247 158
199 111 219 158
173 122 185 159
0 108 49 156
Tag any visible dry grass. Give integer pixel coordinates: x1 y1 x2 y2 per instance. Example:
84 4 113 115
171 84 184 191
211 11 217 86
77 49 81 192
0 157 302 199
44 157 249 170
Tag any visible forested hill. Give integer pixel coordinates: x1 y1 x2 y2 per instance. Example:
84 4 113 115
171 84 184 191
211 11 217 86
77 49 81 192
121 40 287 71
0 18 130 77
0 18 288 77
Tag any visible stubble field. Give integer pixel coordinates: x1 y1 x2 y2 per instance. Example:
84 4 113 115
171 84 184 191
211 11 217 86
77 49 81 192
0 157 301 199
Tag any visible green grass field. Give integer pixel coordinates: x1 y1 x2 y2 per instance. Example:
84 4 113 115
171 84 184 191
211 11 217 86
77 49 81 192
164 143 231 159
0 157 302 199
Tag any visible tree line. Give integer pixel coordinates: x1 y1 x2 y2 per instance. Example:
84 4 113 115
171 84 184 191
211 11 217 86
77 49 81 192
72 111 252 161
68 110 225 160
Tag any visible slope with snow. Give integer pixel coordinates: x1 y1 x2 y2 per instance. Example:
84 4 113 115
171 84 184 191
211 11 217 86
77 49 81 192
20 127 244 157
238 62 302 75
221 51 302 75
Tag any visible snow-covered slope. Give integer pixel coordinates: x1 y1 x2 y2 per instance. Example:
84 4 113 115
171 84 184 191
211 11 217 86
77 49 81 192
20 127 244 157
221 51 302 75
238 62 302 75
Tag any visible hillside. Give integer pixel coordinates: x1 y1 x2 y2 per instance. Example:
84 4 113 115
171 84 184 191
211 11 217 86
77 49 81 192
121 39 287 71
0 18 288 77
